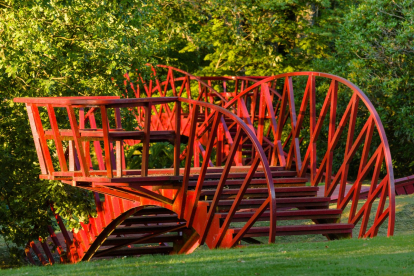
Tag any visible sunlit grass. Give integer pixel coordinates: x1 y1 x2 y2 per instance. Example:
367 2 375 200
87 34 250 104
3 234 414 275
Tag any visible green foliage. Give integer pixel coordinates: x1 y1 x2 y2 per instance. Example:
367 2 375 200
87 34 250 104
125 142 186 170
312 0 414 177
151 0 333 75
0 0 159 253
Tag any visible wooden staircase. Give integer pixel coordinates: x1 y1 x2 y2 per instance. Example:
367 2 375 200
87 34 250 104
190 167 353 249
92 207 191 259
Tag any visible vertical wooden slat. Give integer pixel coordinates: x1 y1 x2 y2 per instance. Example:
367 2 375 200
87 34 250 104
26 104 48 175
359 117 375 175
141 102 151 177
256 89 266 144
46 104 68 171
325 80 337 193
88 113 105 170
39 238 55 265
174 101 181 176
215 155 260 247
309 75 317 182
359 148 384 237
286 77 310 170
51 206 72 247
114 108 122 129
116 141 122 177
188 112 222 226
24 244 35 265
30 104 55 174
114 107 124 177
286 76 302 173
99 105 113 178
178 104 199 218
66 106 89 177
193 142 200 167
274 80 289 167
372 180 388 237
216 123 223 166
94 192 107 229
30 241 48 265
338 96 360 202
200 129 243 244
312 94 355 187
47 225 64 256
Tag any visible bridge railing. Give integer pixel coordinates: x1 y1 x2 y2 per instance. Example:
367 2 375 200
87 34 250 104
221 72 395 238
14 96 278 245
14 96 181 179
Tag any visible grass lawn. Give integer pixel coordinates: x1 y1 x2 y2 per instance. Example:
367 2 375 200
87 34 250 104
2 194 414 275
3 234 414 276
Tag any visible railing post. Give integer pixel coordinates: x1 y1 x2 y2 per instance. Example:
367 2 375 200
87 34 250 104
25 104 48 175
99 105 113 178
174 100 181 176
141 102 151 177
115 108 123 177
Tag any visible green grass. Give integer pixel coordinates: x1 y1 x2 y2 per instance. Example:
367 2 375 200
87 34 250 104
3 234 414 275
2 194 414 275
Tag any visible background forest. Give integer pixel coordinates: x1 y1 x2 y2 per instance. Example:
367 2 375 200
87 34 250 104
0 0 413 264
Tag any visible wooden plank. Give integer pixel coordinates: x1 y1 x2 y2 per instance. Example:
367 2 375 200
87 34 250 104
25 104 48 174
30 104 55 174
67 105 89 177
99 105 113 178
174 101 181 176
141 103 151 177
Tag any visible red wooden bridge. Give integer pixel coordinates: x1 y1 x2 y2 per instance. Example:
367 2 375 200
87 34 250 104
14 66 395 265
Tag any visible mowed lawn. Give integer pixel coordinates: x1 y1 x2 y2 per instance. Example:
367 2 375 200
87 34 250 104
3 194 414 276
3 235 414 276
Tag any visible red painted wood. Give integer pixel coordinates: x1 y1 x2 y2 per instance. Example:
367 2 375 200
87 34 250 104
16 67 396 266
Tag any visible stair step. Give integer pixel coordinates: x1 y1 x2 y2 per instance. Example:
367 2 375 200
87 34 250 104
133 207 175 216
96 246 173 257
189 177 308 187
232 223 354 237
112 223 185 235
216 209 342 222
194 170 298 180
200 186 318 199
103 235 182 246
44 129 175 142
207 197 330 209
122 214 185 225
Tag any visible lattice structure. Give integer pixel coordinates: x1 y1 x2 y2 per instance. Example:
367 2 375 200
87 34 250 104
15 67 395 265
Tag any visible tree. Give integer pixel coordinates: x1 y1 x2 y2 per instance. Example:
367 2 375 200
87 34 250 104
0 0 159 261
312 0 414 177
150 0 333 76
